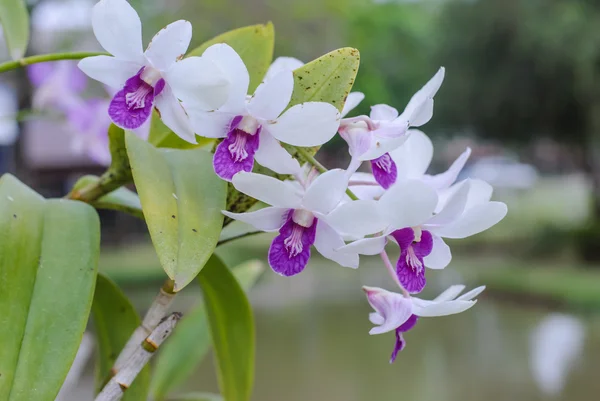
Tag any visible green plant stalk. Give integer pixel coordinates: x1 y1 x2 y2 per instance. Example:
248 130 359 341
294 146 360 201
0 52 107 73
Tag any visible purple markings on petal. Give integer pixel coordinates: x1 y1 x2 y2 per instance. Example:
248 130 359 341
390 314 419 363
392 228 433 294
268 213 318 277
390 329 406 363
370 153 397 189
109 70 155 129
213 126 260 181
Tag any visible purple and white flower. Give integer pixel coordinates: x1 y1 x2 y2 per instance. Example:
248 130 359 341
340 179 507 293
179 45 341 181
223 170 381 276
348 129 471 200
339 68 445 188
28 61 87 112
363 284 484 362
78 0 229 142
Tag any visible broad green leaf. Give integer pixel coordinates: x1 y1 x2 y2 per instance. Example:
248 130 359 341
198 255 255 401
0 0 29 60
93 274 149 401
126 132 226 291
0 174 99 401
168 393 222 401
288 47 360 112
148 110 214 150
72 175 143 219
151 261 264 400
188 23 275 93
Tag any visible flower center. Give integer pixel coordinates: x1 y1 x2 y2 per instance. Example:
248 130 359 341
237 115 260 135
228 130 250 162
405 246 423 273
125 83 153 110
140 66 162 86
282 210 315 258
374 153 393 173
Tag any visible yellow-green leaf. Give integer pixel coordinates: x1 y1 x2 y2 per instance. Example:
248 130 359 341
71 175 143 219
289 47 360 113
151 261 264 400
168 393 222 401
93 274 149 401
126 132 226 291
148 110 214 150
188 23 274 93
0 0 29 60
0 174 99 401
198 255 255 401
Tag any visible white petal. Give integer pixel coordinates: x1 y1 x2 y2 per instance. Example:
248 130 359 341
434 201 508 239
370 104 399 121
314 220 359 268
433 285 466 302
326 200 387 237
254 131 301 175
389 129 433 179
423 234 451 270
348 184 385 201
267 102 340 147
266 57 304 80
186 109 233 138
412 300 476 317
154 86 195 143
248 70 293 120
358 127 410 161
369 312 385 325
231 172 302 208
424 147 471 191
92 0 144 63
145 20 192 71
363 286 413 335
165 57 230 111
456 286 486 301
221 207 288 232
78 56 140 88
399 67 445 127
378 180 438 230
341 92 365 117
338 236 387 256
426 180 470 226
465 179 494 210
302 169 348 215
202 44 249 113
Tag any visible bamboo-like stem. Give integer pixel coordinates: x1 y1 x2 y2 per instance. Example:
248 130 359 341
294 147 360 201
0 52 107 73
95 313 181 401
114 279 177 370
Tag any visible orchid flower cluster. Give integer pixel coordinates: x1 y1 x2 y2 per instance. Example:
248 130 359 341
74 0 507 363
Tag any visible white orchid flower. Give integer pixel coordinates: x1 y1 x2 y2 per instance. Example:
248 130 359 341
222 170 381 276
363 284 484 362
78 0 229 142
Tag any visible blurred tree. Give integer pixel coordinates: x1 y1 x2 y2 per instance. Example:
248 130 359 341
435 0 600 221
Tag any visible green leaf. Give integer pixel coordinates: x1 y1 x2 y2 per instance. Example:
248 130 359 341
126 132 227 291
289 47 360 113
168 393 222 401
0 0 29 60
148 110 214 150
0 174 100 401
150 261 264 400
72 175 143 219
198 255 255 401
92 274 149 401
188 23 275 93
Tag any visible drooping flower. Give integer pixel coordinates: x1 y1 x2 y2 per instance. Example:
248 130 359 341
348 129 471 200
223 170 381 276
338 68 445 188
340 179 507 293
363 284 484 362
78 0 229 142
176 44 341 181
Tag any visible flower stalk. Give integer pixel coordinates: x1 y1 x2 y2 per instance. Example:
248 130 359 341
0 52 107 73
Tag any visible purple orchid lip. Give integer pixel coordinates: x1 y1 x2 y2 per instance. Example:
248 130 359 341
213 116 261 181
109 68 162 130
268 210 318 276
370 152 397 189
392 228 433 294
390 314 419 363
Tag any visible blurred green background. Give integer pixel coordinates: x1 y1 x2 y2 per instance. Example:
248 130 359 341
4 0 600 400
